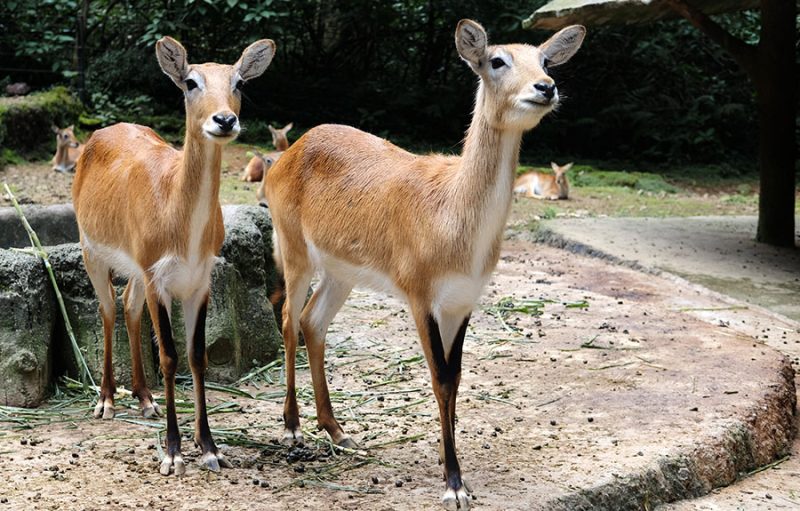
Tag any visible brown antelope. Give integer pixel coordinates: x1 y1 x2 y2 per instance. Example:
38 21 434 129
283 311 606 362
241 122 293 182
264 20 585 509
51 125 83 173
72 36 274 476
514 161 573 200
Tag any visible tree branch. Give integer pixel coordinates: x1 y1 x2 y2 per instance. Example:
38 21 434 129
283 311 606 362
663 0 758 78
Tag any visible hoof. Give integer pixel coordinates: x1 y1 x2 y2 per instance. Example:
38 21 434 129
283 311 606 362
93 398 114 420
159 454 185 476
281 427 304 446
335 436 359 450
141 400 161 419
200 451 232 472
442 486 471 510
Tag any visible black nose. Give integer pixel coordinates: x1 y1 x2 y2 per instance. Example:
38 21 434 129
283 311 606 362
213 113 237 133
534 82 556 100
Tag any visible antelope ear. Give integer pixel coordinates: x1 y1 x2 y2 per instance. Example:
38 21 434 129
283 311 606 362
455 19 488 71
539 25 586 67
156 36 189 87
235 39 275 81
563 162 574 172
551 162 559 172
281 122 293 134
52 125 60 134
67 125 74 132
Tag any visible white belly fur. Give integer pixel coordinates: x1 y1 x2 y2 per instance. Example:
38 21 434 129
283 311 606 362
307 241 403 298
82 233 215 302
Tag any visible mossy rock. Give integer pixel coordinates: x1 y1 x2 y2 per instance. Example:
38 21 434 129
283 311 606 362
0 249 55 407
0 86 83 160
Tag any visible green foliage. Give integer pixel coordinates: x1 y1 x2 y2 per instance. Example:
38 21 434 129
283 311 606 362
0 87 83 159
570 166 679 193
0 1 793 169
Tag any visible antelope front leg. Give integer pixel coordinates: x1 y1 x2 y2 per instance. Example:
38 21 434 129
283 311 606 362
413 305 472 510
183 291 231 471
144 284 184 476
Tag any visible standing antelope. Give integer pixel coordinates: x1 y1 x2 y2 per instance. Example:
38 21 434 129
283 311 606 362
72 36 274 475
265 20 584 509
514 161 573 200
241 122 293 182
51 125 83 173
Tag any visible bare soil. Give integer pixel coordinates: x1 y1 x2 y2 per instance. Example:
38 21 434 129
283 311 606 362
1 241 796 511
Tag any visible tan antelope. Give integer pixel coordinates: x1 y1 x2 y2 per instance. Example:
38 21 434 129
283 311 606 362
72 36 275 476
514 161 573 199
241 122 293 182
51 125 83 173
264 20 585 509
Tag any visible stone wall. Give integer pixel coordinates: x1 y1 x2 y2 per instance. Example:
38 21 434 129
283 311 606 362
0 204 282 406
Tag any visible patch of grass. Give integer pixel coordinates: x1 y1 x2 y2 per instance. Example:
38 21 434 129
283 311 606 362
569 166 680 194
219 174 260 205
541 206 558 219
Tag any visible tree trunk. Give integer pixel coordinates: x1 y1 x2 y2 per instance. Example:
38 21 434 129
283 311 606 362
754 0 796 247
76 0 90 107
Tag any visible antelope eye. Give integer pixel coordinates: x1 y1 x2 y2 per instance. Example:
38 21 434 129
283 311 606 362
543 58 551 72
235 79 245 91
185 79 198 91
490 57 506 70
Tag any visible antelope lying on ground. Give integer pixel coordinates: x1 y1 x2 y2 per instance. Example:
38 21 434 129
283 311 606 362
264 20 584 509
72 35 274 475
514 161 573 199
51 125 83 173
241 122 293 182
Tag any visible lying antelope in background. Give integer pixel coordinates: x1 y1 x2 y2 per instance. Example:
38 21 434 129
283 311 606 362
241 122 293 182
265 19 585 510
514 161 573 200
72 35 274 475
51 125 83 173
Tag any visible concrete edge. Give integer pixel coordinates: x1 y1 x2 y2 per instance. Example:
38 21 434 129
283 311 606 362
519 223 799 509
522 223 800 330
548 354 797 511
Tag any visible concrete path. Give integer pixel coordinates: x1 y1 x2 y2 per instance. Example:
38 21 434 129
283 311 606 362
532 216 800 510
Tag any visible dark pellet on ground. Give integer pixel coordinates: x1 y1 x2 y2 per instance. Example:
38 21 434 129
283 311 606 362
550 420 557 426
372 476 379 484
395 480 403 487
587 417 594 423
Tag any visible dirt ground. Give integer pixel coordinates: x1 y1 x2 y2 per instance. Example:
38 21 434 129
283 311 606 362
1 239 797 510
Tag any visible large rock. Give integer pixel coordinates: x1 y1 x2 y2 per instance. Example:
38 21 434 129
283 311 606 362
48 244 160 390
48 205 282 386
0 249 55 406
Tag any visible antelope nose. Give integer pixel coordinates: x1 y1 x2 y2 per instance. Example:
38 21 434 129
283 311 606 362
213 113 238 133
534 82 556 100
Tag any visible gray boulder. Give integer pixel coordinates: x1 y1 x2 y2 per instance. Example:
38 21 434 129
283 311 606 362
0 249 55 406
49 205 282 386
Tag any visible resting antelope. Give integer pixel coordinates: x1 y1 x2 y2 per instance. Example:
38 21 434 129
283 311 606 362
514 161 573 199
265 20 584 509
241 122 293 182
72 36 274 475
51 125 83 173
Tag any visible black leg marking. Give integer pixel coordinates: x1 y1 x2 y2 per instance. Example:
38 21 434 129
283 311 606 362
427 314 471 492
190 300 216 453
157 303 180 456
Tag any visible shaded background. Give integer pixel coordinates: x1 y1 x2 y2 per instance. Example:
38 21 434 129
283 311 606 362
0 0 787 170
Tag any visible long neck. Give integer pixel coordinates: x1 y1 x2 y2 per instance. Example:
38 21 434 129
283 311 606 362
54 141 70 167
175 127 222 213
454 84 523 226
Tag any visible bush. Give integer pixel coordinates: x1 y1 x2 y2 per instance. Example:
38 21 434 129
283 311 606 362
0 86 83 160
